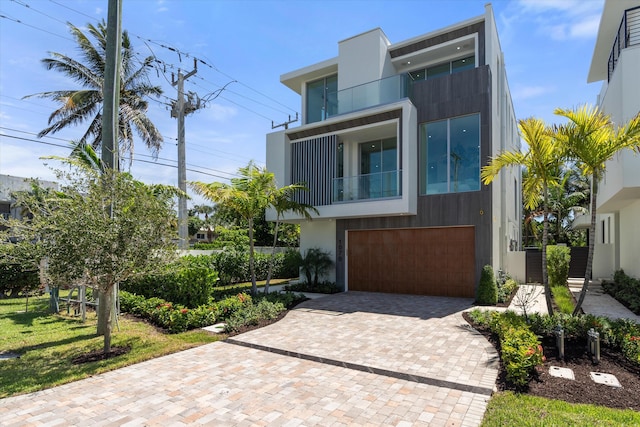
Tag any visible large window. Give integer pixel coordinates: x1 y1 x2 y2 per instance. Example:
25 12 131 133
420 114 480 195
409 55 475 82
306 75 337 124
360 137 398 199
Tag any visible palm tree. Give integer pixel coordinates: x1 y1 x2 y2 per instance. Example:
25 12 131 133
189 162 274 296
554 106 640 315
263 185 318 294
192 204 216 242
24 21 163 163
481 117 565 315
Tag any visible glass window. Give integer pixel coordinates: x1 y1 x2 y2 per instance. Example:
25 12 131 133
306 74 337 124
409 70 425 82
359 138 398 199
420 114 480 195
426 62 450 79
452 55 475 73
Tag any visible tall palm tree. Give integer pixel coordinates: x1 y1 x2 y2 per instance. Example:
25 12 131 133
24 21 163 163
481 117 565 315
554 106 640 315
189 162 274 296
264 185 318 294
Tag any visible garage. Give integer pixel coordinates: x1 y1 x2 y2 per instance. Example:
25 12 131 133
347 226 476 297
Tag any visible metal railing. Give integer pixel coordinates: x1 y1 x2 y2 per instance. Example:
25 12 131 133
332 170 402 202
607 6 640 82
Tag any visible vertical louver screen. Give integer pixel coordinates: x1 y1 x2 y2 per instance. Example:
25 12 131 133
291 135 336 206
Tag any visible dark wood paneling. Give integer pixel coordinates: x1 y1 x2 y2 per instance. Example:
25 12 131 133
348 227 475 297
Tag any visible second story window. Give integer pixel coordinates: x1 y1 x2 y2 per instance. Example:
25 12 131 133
409 55 475 82
306 74 337 124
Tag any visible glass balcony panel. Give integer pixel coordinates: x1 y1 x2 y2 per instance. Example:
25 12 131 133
333 170 401 202
333 74 411 117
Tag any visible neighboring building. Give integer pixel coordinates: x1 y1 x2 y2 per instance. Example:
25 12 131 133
585 0 640 279
266 4 520 297
0 174 58 221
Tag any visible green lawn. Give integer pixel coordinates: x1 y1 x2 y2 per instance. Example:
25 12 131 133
0 293 221 398
551 284 576 314
481 392 640 426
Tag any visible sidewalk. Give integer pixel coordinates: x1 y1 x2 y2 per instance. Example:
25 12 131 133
490 280 639 322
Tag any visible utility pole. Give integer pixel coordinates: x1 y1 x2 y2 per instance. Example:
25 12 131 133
101 0 122 170
271 113 298 130
171 59 198 249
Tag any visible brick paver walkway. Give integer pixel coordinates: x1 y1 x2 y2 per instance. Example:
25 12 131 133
0 292 499 426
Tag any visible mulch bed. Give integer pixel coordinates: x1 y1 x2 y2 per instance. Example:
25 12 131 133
463 312 640 411
71 345 131 364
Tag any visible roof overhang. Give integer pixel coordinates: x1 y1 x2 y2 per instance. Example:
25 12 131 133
280 57 338 94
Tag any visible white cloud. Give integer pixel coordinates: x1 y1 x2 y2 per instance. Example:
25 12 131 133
201 103 238 122
508 0 604 41
512 85 554 101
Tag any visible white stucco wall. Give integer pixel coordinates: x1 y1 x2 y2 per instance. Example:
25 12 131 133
619 200 640 278
338 28 391 90
299 219 337 283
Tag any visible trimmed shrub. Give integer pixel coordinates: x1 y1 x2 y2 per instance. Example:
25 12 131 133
603 270 640 314
224 299 286 333
498 278 519 304
477 265 498 305
547 245 571 288
487 311 544 387
121 256 217 308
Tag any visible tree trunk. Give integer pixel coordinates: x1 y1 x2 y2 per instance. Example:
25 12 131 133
573 183 597 316
97 288 108 336
102 285 113 353
542 187 554 315
264 219 281 295
248 218 257 296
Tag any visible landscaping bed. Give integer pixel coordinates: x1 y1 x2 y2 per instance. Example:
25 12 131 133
464 312 640 411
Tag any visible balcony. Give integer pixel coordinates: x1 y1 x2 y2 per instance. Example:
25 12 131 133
333 170 402 202
607 5 640 82
331 74 412 118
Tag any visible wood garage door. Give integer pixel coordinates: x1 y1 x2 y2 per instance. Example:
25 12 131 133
347 226 476 297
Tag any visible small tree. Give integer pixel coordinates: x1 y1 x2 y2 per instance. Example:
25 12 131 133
299 248 334 288
547 245 571 288
2 168 178 353
554 106 640 315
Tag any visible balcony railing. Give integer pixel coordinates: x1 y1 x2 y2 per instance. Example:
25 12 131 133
330 74 412 118
332 170 402 202
607 6 640 82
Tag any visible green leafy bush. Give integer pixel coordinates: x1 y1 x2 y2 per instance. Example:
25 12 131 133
285 281 340 294
487 311 544 387
547 245 571 287
498 278 518 304
121 255 217 308
224 299 286 333
0 242 41 298
603 270 640 314
477 265 498 305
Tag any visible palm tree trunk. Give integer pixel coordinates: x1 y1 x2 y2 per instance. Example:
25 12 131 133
264 218 281 294
248 218 257 296
542 188 554 315
573 183 597 315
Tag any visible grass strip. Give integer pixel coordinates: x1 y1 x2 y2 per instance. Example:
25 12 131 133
0 294 221 398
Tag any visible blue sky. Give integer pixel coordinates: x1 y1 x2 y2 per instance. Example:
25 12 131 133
0 0 605 206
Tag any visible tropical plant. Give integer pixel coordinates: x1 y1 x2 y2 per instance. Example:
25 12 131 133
24 21 163 163
554 106 640 315
298 248 334 287
263 184 317 294
477 265 498 305
1 167 179 353
190 162 274 296
482 117 565 315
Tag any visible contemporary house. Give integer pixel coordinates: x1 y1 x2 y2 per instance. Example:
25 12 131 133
585 0 640 279
266 4 521 297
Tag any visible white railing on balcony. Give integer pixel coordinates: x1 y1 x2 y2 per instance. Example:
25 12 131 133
608 6 640 82
330 75 412 118
332 170 402 202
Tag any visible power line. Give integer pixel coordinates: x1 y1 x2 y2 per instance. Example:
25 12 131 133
0 13 72 41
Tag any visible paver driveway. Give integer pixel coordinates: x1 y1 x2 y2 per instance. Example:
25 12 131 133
0 292 499 426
